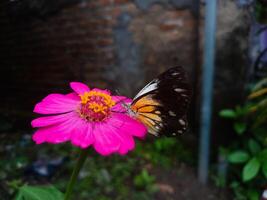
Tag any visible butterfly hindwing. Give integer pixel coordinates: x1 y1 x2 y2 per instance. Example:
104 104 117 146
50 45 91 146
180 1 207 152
131 66 191 136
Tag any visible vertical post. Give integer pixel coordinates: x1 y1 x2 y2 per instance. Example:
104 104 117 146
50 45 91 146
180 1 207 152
198 0 218 184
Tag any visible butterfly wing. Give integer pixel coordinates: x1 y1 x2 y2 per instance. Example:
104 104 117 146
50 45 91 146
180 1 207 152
130 66 191 136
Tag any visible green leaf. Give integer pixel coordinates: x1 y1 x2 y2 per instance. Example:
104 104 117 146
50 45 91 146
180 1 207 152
242 158 260 182
262 160 267 178
234 122 247 135
248 139 261 155
247 189 260 200
235 105 250 116
219 109 237 118
15 185 64 200
228 151 250 163
230 181 240 189
258 149 267 162
134 170 155 188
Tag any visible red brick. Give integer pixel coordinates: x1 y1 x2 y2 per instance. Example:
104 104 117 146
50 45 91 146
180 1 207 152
0 0 198 120
90 38 110 45
114 0 129 4
98 0 113 6
159 24 177 31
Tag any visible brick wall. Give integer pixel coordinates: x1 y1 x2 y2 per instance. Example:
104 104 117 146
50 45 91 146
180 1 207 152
0 0 199 123
0 0 252 152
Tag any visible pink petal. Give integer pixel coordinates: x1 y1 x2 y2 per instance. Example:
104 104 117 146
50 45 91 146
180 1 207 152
65 92 81 101
31 112 75 128
112 96 130 102
33 127 69 144
93 122 121 156
99 121 135 155
91 113 146 155
70 82 90 95
117 132 135 155
32 113 84 144
109 113 147 138
70 120 94 148
92 88 111 95
111 96 132 113
34 94 80 114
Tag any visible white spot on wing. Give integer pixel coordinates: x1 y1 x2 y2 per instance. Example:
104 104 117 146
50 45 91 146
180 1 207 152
148 128 159 136
179 119 186 126
172 132 176 136
133 80 158 100
174 88 184 93
168 111 176 116
172 72 179 76
178 130 183 134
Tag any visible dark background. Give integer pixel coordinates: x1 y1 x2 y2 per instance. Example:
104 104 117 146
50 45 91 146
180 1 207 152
0 0 259 199
0 0 249 147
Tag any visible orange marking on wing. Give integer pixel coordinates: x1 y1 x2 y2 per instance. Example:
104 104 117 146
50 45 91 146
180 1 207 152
137 115 155 127
136 115 158 135
138 106 156 113
139 113 162 122
131 96 160 112
131 95 162 136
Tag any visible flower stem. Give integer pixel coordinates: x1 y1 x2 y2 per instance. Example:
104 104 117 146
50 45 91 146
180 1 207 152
64 149 89 200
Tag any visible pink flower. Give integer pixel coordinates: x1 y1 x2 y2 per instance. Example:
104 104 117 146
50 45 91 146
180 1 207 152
31 82 147 156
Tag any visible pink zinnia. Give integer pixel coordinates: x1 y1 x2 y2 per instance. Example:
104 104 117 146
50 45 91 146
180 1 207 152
31 82 147 156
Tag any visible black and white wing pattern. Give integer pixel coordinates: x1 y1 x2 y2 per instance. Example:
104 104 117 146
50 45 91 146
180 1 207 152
130 66 191 136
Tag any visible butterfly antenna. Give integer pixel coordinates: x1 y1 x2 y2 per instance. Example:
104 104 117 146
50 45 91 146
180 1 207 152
114 89 127 105
115 89 121 96
113 89 129 114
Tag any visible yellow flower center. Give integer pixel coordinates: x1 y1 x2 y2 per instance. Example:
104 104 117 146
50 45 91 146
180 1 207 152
79 91 115 121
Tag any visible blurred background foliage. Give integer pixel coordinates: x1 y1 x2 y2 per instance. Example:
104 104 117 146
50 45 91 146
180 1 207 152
0 130 194 200
219 77 267 200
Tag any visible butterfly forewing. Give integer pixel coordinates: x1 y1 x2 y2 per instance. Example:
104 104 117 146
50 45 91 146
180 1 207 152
130 66 191 136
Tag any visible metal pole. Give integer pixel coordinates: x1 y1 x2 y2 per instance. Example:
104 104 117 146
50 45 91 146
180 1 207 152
198 0 218 184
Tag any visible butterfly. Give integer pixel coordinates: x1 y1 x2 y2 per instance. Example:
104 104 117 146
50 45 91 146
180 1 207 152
126 66 192 137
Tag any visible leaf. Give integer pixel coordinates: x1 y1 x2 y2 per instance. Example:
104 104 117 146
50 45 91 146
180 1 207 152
247 189 260 200
15 185 64 200
259 149 267 161
242 158 260 182
219 109 237 118
234 122 247 135
248 139 261 155
249 99 267 113
235 105 250 116
248 88 267 99
252 108 267 129
262 160 267 178
252 77 267 91
230 181 239 188
134 170 155 188
228 151 250 163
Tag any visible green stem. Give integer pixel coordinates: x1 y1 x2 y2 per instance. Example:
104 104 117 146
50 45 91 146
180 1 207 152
64 148 89 200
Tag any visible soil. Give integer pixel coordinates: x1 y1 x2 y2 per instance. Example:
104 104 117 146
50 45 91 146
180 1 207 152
152 164 230 200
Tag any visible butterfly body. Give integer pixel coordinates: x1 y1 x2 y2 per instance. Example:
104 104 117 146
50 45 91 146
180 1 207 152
128 66 191 137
